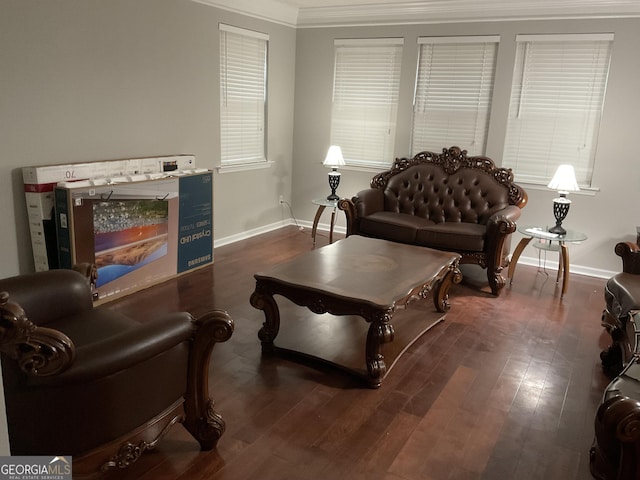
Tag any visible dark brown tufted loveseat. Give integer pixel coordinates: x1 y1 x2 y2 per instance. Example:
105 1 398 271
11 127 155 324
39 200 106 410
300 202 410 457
339 146 528 295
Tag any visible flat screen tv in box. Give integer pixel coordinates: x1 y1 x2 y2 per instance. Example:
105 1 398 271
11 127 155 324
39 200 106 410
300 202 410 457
23 154 196 271
55 170 212 303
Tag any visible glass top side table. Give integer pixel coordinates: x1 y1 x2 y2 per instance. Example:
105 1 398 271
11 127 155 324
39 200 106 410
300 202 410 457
507 225 587 297
311 198 339 245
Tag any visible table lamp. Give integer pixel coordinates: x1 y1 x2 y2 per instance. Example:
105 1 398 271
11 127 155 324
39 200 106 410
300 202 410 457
547 164 580 235
323 145 345 201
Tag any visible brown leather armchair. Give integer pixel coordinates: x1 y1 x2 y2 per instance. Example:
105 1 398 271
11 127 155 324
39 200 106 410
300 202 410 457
600 242 640 375
590 241 640 480
590 311 640 480
0 266 233 476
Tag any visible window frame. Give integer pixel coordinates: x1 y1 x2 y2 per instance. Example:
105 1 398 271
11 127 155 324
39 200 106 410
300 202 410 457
411 35 499 157
329 37 404 170
218 24 270 172
502 33 613 188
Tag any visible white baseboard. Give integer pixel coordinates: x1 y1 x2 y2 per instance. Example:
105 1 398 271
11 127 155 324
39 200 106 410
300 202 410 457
213 217 348 248
515 255 615 280
213 219 293 248
214 220 615 280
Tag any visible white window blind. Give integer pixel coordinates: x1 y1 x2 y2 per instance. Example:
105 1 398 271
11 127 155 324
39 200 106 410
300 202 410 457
503 33 613 187
219 24 268 165
330 38 403 168
412 36 499 156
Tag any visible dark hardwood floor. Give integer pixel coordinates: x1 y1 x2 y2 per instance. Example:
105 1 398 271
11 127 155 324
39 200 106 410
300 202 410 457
102 226 610 480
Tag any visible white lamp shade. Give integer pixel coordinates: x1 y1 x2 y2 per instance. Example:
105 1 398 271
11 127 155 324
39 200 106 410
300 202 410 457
547 164 580 193
323 146 345 167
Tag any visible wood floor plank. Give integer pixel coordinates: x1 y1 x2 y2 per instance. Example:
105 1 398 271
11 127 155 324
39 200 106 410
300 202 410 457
97 226 611 480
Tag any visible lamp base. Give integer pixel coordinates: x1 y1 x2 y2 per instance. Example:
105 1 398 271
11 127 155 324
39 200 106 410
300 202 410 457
327 169 341 202
548 224 567 235
549 196 571 236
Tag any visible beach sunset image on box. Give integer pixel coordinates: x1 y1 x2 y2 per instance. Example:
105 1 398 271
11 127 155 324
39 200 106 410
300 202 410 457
93 199 169 286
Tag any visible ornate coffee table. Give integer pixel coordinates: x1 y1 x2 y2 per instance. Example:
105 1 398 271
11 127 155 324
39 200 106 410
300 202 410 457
250 236 461 387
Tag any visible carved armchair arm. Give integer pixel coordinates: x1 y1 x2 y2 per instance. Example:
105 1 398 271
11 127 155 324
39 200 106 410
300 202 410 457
590 394 640 480
0 291 75 377
615 242 640 274
184 310 234 449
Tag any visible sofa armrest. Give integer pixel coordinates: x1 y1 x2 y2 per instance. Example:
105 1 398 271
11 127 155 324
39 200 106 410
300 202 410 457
353 188 385 215
615 242 640 274
484 206 522 278
338 188 384 237
339 189 385 236
338 198 356 236
486 205 522 229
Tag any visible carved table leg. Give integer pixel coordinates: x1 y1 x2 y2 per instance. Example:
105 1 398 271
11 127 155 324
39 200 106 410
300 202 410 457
311 205 326 246
508 236 532 284
250 286 281 353
560 242 570 297
365 310 395 388
433 262 462 313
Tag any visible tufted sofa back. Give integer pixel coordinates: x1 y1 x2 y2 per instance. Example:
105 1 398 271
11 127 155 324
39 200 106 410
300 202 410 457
383 163 510 225
370 147 527 226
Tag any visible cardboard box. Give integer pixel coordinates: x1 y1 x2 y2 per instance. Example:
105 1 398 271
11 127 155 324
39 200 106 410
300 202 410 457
23 155 195 271
55 170 212 303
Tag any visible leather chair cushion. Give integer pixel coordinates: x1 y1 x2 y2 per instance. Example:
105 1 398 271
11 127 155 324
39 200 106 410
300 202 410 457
605 272 640 319
415 222 486 251
6 343 190 455
359 211 432 244
52 310 139 345
30 312 195 387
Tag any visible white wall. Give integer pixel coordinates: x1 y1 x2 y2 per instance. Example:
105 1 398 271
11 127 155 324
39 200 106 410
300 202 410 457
1 0 638 458
292 18 640 277
0 0 296 278
3 4 637 279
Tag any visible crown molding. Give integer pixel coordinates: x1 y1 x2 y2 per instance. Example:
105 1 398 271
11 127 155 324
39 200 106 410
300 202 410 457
192 0 299 28
297 0 640 27
195 0 640 28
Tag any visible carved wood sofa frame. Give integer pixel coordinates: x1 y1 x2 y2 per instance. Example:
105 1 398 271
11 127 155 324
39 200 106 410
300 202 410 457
339 147 528 295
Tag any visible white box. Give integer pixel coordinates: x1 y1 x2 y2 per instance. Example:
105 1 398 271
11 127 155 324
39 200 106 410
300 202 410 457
22 155 196 271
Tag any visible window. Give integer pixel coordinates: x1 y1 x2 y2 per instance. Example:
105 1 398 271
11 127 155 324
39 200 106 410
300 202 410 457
503 33 613 187
330 38 403 169
219 24 268 166
412 36 499 156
